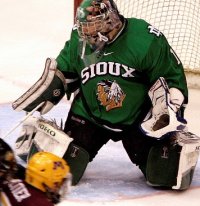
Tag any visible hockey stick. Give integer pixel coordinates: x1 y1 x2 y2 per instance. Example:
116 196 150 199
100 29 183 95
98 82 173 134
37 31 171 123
2 102 45 140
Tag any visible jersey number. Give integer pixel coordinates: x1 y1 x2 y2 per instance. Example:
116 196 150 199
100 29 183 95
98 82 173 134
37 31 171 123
148 25 162 37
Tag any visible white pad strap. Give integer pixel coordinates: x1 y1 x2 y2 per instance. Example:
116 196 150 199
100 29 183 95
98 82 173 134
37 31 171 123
141 77 186 138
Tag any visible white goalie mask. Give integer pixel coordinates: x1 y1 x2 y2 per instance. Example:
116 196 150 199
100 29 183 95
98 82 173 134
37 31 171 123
76 0 123 48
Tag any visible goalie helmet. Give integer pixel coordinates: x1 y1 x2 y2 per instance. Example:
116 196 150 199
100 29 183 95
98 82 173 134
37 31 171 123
0 139 17 185
76 0 124 48
25 152 71 203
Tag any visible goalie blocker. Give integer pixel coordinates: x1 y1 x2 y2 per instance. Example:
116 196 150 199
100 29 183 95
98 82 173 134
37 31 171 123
15 116 89 185
12 58 66 115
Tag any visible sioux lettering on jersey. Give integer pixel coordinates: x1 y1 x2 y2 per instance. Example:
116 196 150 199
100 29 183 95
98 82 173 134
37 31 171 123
7 179 31 202
81 62 136 84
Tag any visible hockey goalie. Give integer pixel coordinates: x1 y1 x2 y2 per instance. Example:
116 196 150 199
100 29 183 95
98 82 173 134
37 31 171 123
11 0 200 193
11 57 200 192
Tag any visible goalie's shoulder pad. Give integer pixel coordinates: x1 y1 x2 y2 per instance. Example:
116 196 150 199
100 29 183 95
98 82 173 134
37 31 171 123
12 58 67 114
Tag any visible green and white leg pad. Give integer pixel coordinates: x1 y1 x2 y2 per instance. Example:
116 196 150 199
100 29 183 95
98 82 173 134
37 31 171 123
15 116 73 160
146 131 200 190
15 116 89 185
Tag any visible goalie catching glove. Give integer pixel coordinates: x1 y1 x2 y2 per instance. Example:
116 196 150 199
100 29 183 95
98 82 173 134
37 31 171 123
12 58 67 115
141 77 187 138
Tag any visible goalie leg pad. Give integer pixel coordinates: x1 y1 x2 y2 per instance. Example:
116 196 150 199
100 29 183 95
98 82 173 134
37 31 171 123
146 139 181 188
15 116 73 160
63 143 90 185
12 58 67 114
146 131 200 190
15 116 89 185
27 141 89 185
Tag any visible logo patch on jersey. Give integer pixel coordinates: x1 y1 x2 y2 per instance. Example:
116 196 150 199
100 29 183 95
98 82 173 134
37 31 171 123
97 80 126 111
103 52 114 56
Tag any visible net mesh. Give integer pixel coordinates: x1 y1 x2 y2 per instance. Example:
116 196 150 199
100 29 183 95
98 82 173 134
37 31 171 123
114 0 200 72
74 0 200 87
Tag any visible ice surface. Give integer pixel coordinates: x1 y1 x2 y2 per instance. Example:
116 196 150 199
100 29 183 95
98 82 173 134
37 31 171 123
0 99 200 206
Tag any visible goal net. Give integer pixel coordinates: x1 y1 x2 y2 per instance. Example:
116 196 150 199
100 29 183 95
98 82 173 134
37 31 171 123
74 0 200 88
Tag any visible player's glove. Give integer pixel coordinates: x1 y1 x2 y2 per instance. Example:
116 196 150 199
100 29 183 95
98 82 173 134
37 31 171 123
12 58 67 115
140 77 187 138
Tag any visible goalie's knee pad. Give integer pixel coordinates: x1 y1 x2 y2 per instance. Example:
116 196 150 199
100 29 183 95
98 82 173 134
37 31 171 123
146 131 200 190
15 116 89 185
63 143 90 185
12 58 66 114
15 116 73 161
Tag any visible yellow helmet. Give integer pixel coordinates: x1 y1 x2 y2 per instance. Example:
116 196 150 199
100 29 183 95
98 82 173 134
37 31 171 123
25 152 71 203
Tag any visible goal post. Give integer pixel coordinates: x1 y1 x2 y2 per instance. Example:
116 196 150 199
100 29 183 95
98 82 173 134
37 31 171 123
74 0 83 20
73 0 200 88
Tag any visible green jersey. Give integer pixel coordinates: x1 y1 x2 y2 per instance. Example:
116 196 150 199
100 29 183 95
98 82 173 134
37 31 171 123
56 18 188 128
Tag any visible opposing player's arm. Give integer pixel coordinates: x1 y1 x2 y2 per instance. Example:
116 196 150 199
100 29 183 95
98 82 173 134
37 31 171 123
146 131 200 190
12 58 67 115
0 138 18 186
